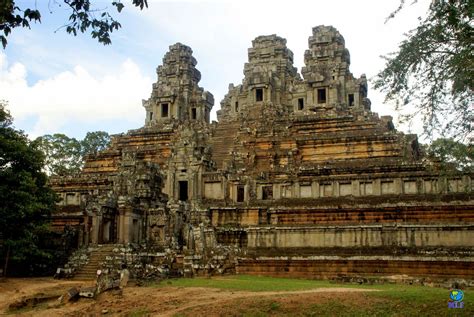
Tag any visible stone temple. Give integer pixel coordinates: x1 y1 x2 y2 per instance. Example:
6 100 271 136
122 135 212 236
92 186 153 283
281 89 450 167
52 26 474 280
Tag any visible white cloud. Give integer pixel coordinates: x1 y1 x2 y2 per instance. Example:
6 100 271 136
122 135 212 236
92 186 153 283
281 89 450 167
133 0 430 136
2 0 432 140
0 52 152 138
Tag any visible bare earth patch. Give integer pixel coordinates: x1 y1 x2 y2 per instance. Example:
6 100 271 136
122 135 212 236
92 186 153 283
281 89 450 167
0 278 379 316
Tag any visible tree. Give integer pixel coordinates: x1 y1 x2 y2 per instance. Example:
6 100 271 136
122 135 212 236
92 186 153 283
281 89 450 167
35 134 83 175
35 131 111 176
0 101 57 276
82 131 111 156
0 0 148 48
374 0 473 141
425 138 473 172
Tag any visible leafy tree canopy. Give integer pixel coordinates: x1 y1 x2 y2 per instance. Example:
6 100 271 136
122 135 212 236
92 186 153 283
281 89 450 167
35 130 111 176
374 0 473 141
82 131 112 156
0 0 148 48
424 137 473 172
0 101 57 276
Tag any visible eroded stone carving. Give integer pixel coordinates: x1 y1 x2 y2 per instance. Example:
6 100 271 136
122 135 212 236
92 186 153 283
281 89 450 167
52 26 474 281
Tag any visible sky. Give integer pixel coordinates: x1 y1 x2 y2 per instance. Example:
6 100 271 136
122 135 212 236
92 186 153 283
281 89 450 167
1 0 431 140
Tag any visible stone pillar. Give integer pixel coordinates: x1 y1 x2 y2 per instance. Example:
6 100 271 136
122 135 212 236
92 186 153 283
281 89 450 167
294 182 300 198
307 90 313 105
196 169 202 200
312 181 319 198
334 182 340 197
117 212 125 243
394 178 402 194
118 207 133 244
373 179 381 195
352 180 360 197
124 212 132 244
273 184 281 199
91 215 100 245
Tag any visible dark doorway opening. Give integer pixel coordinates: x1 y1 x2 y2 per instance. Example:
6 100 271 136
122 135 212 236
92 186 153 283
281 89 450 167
262 185 273 200
237 185 245 202
98 214 117 244
179 181 188 201
256 88 263 102
191 108 197 119
161 103 169 117
298 98 304 110
348 94 354 107
317 88 326 103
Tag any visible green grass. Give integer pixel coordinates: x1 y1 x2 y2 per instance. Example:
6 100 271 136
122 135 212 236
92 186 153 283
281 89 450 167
154 275 473 316
156 274 337 292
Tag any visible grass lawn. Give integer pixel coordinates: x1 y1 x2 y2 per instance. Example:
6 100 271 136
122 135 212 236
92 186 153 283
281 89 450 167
155 275 473 316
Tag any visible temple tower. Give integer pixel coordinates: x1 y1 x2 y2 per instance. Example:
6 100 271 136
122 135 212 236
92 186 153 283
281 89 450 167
143 43 214 124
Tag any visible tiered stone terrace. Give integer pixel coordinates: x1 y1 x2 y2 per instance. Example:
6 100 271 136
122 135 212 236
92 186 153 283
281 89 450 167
51 26 474 280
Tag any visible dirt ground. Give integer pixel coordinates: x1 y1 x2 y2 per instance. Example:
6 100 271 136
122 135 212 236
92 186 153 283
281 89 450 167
0 277 377 316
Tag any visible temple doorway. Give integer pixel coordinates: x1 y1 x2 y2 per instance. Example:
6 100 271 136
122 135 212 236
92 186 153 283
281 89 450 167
98 213 117 244
179 181 189 201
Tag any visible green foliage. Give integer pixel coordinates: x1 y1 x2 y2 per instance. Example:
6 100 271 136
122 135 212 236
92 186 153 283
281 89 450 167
374 0 473 141
35 130 111 176
0 0 41 49
0 0 148 48
0 101 57 276
35 134 82 176
82 131 111 156
425 138 473 172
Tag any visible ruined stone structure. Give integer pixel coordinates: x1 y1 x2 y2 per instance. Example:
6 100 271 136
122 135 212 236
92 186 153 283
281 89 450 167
52 26 474 280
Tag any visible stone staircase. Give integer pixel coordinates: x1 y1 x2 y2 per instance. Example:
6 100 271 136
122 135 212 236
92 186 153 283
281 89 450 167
209 121 240 169
73 244 116 280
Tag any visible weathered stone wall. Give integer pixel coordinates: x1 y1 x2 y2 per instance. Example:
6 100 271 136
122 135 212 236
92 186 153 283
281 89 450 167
52 25 474 282
236 256 474 279
246 225 474 248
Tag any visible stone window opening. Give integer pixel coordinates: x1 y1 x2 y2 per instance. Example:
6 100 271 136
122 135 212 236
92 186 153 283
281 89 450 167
262 185 273 200
256 88 264 102
235 101 239 112
66 193 76 204
317 88 326 104
237 185 245 202
298 98 304 110
161 103 169 117
348 94 354 107
149 111 153 120
179 181 188 201
360 181 373 196
319 183 332 197
191 107 197 120
381 181 395 195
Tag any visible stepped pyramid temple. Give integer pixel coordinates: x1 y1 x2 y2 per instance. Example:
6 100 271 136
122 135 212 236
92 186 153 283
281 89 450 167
52 26 474 280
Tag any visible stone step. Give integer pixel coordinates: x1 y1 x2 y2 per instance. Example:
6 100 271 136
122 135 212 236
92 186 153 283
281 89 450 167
73 275 96 281
71 245 118 279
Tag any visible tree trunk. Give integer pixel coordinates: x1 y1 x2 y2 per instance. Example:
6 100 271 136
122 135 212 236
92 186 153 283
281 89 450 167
3 245 10 277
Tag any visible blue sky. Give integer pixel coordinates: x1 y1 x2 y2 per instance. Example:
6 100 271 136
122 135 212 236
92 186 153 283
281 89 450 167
1 0 430 140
